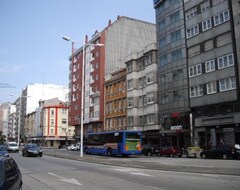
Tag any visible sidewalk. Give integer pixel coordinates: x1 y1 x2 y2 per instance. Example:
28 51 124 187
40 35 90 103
43 149 240 176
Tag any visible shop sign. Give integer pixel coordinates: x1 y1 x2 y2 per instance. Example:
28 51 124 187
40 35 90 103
170 125 182 130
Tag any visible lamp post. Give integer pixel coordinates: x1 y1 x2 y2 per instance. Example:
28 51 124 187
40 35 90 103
62 36 103 157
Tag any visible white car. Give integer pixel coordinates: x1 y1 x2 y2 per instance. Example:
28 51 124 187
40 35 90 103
7 142 19 153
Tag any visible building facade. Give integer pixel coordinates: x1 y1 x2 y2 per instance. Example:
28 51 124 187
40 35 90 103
68 16 156 137
184 0 240 147
154 0 240 148
41 101 75 148
126 43 161 145
104 68 127 131
154 0 191 147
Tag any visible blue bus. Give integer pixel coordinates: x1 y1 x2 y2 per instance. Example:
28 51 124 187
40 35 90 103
84 130 142 156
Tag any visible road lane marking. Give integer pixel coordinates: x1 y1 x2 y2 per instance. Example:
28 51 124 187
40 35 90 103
48 172 82 186
111 167 153 177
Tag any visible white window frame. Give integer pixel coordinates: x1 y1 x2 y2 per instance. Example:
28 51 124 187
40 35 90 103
189 64 202 77
201 0 210 12
190 85 203 98
127 79 133 90
186 24 199 39
214 10 230 26
148 114 155 124
185 6 197 20
218 53 234 69
146 72 154 84
147 92 154 104
219 77 236 92
205 59 215 73
127 97 133 107
202 18 212 31
206 82 217 94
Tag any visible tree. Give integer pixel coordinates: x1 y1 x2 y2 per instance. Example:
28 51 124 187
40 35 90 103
0 131 6 144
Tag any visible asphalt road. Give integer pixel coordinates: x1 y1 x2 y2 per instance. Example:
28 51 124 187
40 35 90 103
10 152 240 190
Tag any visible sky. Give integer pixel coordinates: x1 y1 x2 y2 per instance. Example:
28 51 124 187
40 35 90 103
0 0 156 103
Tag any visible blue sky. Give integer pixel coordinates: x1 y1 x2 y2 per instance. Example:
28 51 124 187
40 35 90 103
0 0 155 103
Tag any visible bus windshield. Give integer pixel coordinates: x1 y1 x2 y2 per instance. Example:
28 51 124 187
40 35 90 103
126 132 141 151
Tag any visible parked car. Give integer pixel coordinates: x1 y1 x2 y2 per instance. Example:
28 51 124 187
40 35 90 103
22 143 43 157
142 144 160 156
200 145 237 159
7 142 19 153
159 146 183 157
0 145 9 157
0 157 22 190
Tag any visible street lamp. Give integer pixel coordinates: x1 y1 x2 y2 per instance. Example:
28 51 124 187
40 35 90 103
62 35 104 157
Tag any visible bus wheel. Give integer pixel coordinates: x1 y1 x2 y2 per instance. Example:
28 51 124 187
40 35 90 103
107 148 112 157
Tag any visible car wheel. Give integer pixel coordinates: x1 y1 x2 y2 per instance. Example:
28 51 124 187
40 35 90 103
170 154 174 157
147 152 151 156
222 154 228 159
201 153 206 159
22 152 24 156
40 154 42 157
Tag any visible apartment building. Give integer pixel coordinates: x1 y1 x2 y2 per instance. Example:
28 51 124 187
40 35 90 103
154 0 240 147
184 0 240 147
154 0 191 147
125 43 160 145
68 16 156 136
41 100 75 148
104 68 127 131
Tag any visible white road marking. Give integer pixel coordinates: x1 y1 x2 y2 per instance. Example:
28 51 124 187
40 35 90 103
48 172 82 186
111 167 154 177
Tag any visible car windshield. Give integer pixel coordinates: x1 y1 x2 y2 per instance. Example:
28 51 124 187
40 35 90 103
9 143 18 147
28 144 38 148
0 146 7 151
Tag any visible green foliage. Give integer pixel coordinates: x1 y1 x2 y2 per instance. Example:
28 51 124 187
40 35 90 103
0 131 6 144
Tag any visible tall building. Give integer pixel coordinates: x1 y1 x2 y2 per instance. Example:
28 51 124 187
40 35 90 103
184 0 240 147
68 16 156 136
0 103 11 141
126 43 160 145
154 0 240 147
7 105 17 141
154 0 191 147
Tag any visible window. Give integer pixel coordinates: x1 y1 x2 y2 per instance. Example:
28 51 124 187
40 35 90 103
148 114 155 124
147 92 154 104
214 10 230 26
171 49 182 62
171 30 181 42
127 80 133 90
159 55 168 66
62 118 67 124
219 77 236 92
205 59 215 73
206 82 217 94
127 97 133 107
185 7 197 20
201 0 210 12
145 54 152 65
173 69 183 81
218 54 234 69
139 96 143 106
186 24 199 39
161 94 169 104
170 11 180 24
202 18 212 31
173 90 184 101
159 37 167 48
51 129 54 135
51 110 54 116
190 85 203 98
189 64 202 77
127 116 133 126
159 19 166 30
138 77 146 88
62 109 67 114
146 73 154 84
138 59 145 70
160 74 168 84
51 119 54 126
126 63 132 73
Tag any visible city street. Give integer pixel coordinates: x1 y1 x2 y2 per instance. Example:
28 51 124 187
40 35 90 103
11 151 240 190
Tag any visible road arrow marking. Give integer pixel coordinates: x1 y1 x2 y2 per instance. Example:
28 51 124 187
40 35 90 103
48 172 82 186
